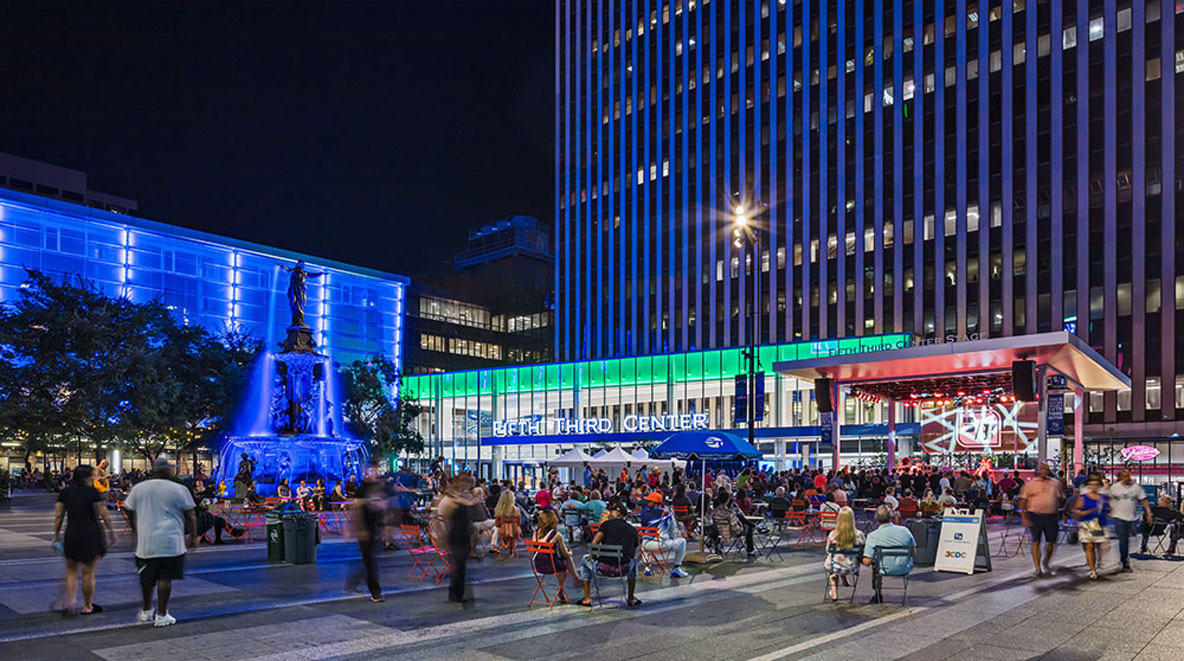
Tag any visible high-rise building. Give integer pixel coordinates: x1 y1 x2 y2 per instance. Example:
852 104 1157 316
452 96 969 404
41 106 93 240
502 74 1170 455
405 216 553 374
556 1 1183 437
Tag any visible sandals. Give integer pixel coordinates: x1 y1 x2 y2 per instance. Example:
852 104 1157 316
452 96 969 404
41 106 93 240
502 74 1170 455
576 598 593 607
81 604 103 615
626 597 643 608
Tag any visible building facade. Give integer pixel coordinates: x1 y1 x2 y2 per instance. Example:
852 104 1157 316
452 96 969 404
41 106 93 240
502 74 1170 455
403 334 917 480
405 216 553 374
0 188 407 369
0 152 139 214
555 0 1184 440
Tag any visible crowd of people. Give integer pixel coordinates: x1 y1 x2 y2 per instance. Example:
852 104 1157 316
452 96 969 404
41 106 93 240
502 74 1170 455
42 452 1183 622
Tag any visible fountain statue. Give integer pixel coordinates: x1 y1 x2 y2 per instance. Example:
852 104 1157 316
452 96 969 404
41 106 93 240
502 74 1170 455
211 260 369 498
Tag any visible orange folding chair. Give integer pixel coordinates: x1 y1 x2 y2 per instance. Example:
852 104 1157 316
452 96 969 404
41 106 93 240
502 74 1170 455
524 540 569 609
816 511 838 545
784 510 815 546
399 524 440 580
638 527 672 577
428 532 453 584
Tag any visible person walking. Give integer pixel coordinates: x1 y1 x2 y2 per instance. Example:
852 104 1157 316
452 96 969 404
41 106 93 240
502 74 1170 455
52 465 116 615
1108 469 1153 572
123 457 197 627
346 461 386 602
1018 461 1064 578
437 473 478 604
1072 474 1111 580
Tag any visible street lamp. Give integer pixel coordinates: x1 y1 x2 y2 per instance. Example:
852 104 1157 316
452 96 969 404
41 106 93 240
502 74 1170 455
731 198 767 450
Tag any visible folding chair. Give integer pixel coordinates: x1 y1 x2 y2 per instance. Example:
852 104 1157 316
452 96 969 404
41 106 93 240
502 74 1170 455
783 510 815 546
822 544 863 604
428 531 453 584
524 540 568 608
561 507 584 545
587 543 631 608
1143 518 1179 556
673 506 696 539
711 516 748 558
399 524 440 580
872 546 912 606
638 527 672 577
817 511 839 544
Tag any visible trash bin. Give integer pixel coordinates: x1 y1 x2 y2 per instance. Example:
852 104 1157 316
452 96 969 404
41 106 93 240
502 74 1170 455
266 511 285 562
282 512 318 564
907 517 943 566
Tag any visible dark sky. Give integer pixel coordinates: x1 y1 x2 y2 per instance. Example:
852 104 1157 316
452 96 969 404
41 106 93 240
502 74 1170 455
0 2 554 277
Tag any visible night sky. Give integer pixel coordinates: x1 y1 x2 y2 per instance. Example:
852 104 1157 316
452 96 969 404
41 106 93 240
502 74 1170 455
0 2 554 277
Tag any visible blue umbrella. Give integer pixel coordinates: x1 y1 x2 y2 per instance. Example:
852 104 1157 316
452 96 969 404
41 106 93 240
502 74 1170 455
651 429 763 461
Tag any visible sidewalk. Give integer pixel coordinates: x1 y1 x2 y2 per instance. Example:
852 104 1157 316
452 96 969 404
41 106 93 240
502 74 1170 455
2 493 1182 660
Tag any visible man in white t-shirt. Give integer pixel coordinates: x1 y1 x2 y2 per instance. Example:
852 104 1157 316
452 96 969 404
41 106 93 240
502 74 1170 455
1108 469 1152 572
124 456 196 627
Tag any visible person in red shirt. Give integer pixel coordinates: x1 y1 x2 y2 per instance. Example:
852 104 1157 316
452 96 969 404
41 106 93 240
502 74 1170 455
813 472 828 491
536 485 553 510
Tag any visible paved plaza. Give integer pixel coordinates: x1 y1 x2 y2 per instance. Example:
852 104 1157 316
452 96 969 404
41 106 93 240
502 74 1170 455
0 493 1182 660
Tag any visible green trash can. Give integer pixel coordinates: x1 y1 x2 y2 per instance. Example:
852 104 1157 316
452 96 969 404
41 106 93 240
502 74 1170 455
282 512 318 564
266 511 285 562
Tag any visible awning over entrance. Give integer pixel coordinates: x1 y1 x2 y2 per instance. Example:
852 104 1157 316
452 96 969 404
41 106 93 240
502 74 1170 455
773 331 1130 393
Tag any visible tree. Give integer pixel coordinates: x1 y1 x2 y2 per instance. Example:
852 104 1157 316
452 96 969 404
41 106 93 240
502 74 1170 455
0 269 260 468
340 356 425 462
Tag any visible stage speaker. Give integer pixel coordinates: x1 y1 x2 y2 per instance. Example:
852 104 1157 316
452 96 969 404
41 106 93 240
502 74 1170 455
1012 360 1037 402
815 377 834 413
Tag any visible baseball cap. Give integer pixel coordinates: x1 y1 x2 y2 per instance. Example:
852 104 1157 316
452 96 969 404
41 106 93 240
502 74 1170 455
644 491 664 504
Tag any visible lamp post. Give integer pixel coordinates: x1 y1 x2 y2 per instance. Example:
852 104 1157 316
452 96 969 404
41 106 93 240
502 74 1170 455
732 201 767 450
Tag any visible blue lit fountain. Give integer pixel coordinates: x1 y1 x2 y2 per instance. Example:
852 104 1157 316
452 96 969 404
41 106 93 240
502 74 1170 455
212 261 369 497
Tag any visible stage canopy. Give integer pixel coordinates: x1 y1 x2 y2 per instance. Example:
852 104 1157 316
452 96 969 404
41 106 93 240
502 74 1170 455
651 430 763 461
546 447 594 468
773 331 1130 401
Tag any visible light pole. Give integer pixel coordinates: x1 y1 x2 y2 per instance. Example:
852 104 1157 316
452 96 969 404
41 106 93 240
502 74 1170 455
732 200 767 450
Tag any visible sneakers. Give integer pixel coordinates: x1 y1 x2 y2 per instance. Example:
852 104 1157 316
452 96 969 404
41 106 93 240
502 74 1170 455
154 612 176 627
670 567 690 578
136 609 153 624
1032 569 1043 579
643 566 653 577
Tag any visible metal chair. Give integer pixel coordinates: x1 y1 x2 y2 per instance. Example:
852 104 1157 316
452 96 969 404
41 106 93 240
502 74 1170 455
871 546 913 606
399 524 439 581
823 543 863 604
524 540 568 609
561 507 584 545
587 543 631 607
638 526 672 577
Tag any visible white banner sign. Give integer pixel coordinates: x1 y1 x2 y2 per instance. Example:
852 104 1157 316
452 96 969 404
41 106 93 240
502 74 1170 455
492 413 709 437
934 508 986 575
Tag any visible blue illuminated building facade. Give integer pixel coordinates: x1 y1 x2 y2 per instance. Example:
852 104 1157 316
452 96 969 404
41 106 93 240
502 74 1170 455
0 188 407 369
556 0 1184 440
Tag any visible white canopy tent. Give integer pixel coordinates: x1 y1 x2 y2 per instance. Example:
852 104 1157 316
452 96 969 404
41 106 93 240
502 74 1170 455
545 447 595 468
631 449 649 460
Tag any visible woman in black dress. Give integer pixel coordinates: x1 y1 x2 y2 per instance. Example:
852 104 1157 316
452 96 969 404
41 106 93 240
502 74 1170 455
52 465 115 615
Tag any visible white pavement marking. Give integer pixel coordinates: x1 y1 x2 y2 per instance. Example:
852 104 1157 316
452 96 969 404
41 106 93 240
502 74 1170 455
748 549 1089 661
246 564 825 660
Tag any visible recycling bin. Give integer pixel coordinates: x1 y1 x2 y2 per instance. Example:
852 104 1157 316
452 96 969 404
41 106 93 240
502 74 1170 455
266 511 285 562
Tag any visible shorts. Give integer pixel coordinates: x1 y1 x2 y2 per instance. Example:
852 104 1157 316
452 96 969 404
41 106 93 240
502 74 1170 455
577 554 637 581
1028 513 1059 544
135 555 186 588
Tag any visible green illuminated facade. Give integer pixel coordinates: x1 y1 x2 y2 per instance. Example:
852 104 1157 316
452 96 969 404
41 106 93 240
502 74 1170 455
403 334 912 479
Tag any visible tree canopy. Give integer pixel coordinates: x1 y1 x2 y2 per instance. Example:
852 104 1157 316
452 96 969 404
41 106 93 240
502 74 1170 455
0 269 260 463
339 355 424 461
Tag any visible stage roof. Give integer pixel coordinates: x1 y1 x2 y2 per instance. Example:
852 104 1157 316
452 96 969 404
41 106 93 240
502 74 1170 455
772 331 1130 393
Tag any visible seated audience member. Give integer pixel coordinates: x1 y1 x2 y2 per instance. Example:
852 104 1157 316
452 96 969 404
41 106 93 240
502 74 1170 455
766 487 792 519
330 481 347 504
896 488 919 519
195 499 243 544
861 505 916 603
277 478 292 499
560 489 588 543
1140 496 1184 556
574 502 641 608
343 474 359 498
638 492 690 578
711 490 756 557
824 506 865 601
312 479 326 511
493 490 523 555
882 486 900 513
530 509 571 602
583 490 608 526
819 492 842 530
296 480 312 508
938 487 959 508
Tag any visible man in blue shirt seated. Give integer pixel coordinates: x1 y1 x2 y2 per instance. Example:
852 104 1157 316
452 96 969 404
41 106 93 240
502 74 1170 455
639 492 689 578
862 505 916 603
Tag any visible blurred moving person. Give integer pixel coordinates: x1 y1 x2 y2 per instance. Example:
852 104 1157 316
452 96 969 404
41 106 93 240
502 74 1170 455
52 465 115 615
124 457 197 627
346 461 386 603
438 473 478 603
